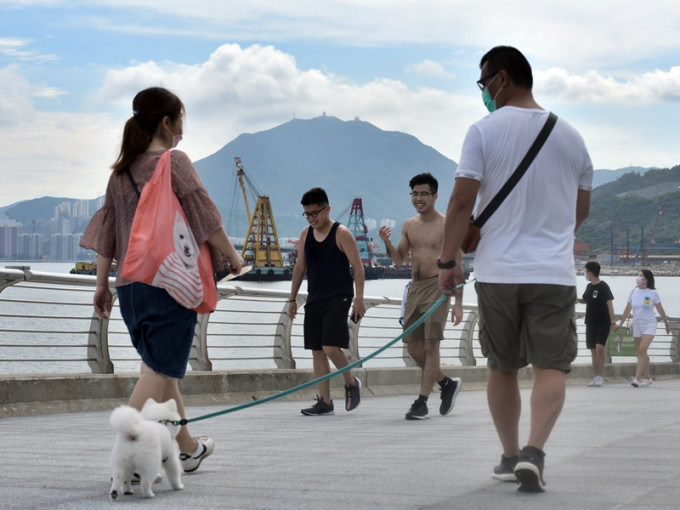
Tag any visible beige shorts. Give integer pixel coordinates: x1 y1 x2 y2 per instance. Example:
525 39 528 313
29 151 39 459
476 282 577 372
402 276 450 343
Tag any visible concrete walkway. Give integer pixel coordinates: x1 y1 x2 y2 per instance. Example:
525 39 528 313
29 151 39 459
2 377 680 509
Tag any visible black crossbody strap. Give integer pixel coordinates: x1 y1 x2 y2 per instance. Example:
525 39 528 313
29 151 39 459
125 167 141 199
474 112 557 228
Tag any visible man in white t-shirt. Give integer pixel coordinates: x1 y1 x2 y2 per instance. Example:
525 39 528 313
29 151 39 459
438 46 593 493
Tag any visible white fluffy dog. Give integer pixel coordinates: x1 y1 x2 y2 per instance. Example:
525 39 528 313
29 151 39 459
109 398 184 499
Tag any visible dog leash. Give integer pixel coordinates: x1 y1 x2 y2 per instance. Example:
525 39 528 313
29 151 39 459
175 279 474 426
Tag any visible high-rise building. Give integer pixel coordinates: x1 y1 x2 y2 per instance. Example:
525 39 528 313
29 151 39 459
0 224 21 258
18 233 43 259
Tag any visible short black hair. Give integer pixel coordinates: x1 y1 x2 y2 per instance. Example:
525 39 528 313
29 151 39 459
301 187 329 206
409 172 438 193
585 261 600 277
480 46 533 90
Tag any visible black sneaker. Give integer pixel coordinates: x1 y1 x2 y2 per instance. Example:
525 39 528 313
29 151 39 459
514 446 546 492
439 377 462 415
345 377 362 411
301 396 335 416
405 399 429 420
492 454 518 482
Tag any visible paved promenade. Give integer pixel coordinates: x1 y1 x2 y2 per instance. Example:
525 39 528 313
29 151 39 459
2 377 680 509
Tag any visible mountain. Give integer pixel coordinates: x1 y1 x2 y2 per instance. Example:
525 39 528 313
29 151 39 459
578 166 680 254
0 196 100 225
591 166 652 188
2 115 678 259
191 114 457 239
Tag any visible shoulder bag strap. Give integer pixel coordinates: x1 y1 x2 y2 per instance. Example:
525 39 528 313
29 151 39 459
474 111 557 228
125 167 141 199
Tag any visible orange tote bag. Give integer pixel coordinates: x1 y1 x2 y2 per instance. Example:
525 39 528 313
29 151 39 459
121 151 217 314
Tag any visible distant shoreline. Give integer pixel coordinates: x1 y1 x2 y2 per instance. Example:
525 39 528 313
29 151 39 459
594 265 680 277
3 260 680 277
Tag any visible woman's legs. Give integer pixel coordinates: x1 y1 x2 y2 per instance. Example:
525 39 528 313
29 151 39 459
634 334 654 381
128 362 197 454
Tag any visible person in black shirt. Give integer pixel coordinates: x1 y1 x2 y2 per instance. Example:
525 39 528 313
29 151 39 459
288 188 366 416
577 261 616 387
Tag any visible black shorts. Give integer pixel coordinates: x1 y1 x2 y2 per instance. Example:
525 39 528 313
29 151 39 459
585 323 611 349
303 295 352 350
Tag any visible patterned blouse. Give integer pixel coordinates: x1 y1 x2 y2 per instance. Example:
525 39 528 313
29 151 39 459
80 149 224 287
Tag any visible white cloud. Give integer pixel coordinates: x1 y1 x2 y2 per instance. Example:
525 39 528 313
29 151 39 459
70 1 680 72
537 66 680 104
4 36 680 206
407 59 453 79
98 44 475 165
0 67 117 205
0 37 58 63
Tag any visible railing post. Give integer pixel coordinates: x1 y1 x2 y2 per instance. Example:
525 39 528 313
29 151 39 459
458 309 478 366
604 313 616 364
0 269 26 293
189 313 213 371
87 291 117 374
347 320 361 366
350 301 388 366
669 319 680 362
274 303 296 369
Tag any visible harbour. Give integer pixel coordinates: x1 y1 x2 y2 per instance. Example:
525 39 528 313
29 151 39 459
1 262 679 382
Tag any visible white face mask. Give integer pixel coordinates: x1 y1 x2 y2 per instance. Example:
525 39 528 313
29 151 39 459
171 134 183 148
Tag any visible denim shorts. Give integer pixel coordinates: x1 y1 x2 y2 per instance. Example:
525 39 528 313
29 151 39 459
117 282 197 379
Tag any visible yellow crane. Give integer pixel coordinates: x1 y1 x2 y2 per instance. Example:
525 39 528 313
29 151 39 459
234 157 284 269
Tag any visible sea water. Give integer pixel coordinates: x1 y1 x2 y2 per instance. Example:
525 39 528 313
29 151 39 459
1 262 679 375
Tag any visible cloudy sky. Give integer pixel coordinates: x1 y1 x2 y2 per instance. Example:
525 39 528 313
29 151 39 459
1 0 679 207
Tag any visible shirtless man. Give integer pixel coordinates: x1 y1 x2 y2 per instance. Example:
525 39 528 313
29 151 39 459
379 173 463 420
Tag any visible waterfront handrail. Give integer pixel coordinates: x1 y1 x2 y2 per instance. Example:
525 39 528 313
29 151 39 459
1 267 679 375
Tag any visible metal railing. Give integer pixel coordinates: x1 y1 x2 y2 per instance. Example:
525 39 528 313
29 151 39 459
1 268 679 375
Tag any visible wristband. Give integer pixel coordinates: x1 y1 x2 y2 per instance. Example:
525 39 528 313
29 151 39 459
436 258 456 269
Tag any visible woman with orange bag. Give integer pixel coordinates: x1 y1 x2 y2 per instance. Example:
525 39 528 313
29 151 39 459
81 87 243 476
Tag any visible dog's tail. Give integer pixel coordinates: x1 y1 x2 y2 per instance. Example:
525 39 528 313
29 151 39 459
110 405 144 436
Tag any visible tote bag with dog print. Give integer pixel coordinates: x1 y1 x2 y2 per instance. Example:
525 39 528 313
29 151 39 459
121 150 217 314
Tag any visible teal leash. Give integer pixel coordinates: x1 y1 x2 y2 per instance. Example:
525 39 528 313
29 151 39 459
177 280 472 425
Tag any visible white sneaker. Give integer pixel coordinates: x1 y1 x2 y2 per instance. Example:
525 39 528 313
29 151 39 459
631 377 640 388
640 378 652 387
180 436 215 473
587 376 603 387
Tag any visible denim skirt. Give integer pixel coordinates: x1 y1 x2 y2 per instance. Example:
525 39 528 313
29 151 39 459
117 282 197 379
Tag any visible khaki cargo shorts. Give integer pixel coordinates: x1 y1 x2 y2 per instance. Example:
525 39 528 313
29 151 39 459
403 276 450 343
475 282 577 372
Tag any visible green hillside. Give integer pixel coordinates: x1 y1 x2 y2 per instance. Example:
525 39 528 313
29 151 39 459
578 165 680 255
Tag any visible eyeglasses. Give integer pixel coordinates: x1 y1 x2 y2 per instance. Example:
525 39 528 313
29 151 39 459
302 206 326 219
410 191 434 198
476 71 500 91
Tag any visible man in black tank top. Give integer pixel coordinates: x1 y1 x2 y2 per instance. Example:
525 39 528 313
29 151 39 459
288 188 366 416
